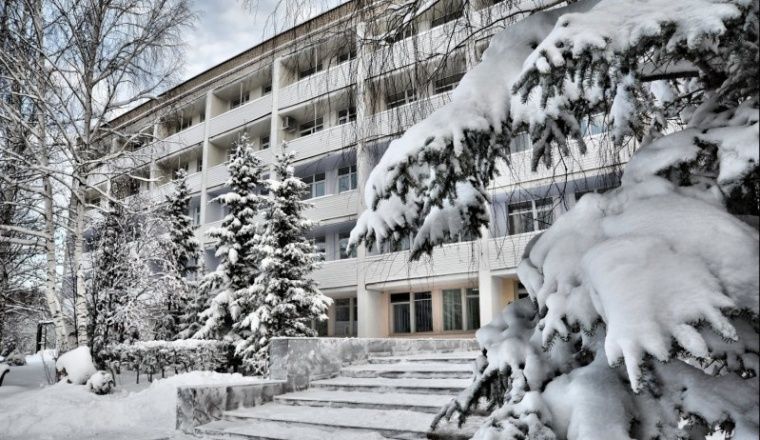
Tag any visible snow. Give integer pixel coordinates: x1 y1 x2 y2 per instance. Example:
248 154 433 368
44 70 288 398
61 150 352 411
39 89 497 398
0 363 9 380
0 371 266 440
86 370 115 395
56 346 96 385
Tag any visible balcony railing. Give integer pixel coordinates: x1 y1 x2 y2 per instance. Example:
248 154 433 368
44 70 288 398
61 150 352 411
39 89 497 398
288 122 358 161
278 60 356 109
304 189 361 224
367 91 451 138
208 94 273 138
364 239 481 285
153 123 205 159
312 258 358 290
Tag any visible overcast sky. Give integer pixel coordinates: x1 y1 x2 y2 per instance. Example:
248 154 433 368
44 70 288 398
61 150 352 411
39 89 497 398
181 0 341 81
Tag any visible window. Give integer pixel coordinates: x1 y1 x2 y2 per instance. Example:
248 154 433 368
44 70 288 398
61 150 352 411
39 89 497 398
507 198 554 235
466 288 480 330
314 236 326 259
414 292 433 332
386 24 416 44
339 232 356 259
260 136 270 150
391 292 432 333
196 159 203 173
337 48 356 63
337 107 356 124
389 234 411 252
191 205 201 227
298 56 323 79
299 117 324 137
443 289 463 331
259 174 270 196
311 318 328 336
386 88 417 109
302 173 325 199
230 92 250 109
263 83 272 94
510 131 532 153
338 165 357 193
434 72 464 94
431 8 463 27
178 117 192 131
517 282 530 299
334 298 357 337
391 293 411 333
580 113 607 137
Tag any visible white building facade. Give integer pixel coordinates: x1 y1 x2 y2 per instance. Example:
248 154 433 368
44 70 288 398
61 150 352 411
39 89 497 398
87 0 628 339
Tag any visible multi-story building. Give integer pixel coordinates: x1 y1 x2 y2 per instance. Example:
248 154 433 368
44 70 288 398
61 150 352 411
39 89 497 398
86 0 627 339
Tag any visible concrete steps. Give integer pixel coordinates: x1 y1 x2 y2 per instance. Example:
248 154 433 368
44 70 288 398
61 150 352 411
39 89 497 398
273 389 453 413
196 351 478 439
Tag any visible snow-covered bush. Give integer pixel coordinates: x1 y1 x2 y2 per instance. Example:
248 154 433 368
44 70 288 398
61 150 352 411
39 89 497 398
5 352 26 366
105 340 231 383
56 346 97 385
86 370 115 395
351 0 759 438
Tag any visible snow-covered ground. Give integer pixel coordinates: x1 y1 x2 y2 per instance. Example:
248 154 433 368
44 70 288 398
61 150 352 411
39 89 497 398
0 352 265 440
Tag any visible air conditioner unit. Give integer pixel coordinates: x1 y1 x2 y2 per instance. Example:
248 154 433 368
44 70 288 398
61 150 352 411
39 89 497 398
282 116 297 132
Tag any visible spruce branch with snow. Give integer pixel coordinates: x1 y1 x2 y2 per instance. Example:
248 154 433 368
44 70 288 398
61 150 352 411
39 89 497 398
352 0 759 438
193 135 265 344
235 145 331 375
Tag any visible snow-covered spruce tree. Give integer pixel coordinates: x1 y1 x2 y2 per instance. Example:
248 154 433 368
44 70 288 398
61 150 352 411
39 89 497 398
88 202 128 367
193 135 265 343
159 168 201 341
350 0 759 438
235 146 331 375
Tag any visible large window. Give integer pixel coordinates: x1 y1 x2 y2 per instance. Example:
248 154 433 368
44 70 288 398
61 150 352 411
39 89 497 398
386 89 417 109
507 198 554 235
414 292 433 332
338 165 357 193
391 292 433 334
299 117 324 137
466 288 480 330
580 113 607 137
302 173 326 199
338 107 356 124
431 8 463 27
443 289 463 331
230 92 250 109
434 72 464 94
339 232 356 259
510 131 532 153
334 298 358 337
443 288 480 331
391 293 411 333
313 236 326 259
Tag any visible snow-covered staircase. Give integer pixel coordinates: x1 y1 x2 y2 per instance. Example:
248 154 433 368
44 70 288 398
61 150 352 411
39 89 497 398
195 351 482 439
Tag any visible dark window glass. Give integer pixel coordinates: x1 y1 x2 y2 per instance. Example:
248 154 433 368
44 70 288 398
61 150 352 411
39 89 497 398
414 292 433 332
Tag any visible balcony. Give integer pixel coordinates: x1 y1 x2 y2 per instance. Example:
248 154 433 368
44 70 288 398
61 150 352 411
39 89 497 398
490 137 632 190
288 122 357 161
149 182 175 202
312 258 359 290
196 219 223 244
371 22 468 76
363 239 481 285
367 91 451 138
486 232 538 271
208 94 273 138
153 123 205 159
278 60 356 109
206 163 229 188
186 171 203 193
304 190 361 224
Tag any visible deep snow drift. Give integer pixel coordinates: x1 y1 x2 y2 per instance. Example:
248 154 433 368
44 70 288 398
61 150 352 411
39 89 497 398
0 371 264 440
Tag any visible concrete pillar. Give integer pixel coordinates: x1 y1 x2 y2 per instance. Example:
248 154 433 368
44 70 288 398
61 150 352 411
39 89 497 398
269 57 284 177
478 269 502 326
198 91 213 232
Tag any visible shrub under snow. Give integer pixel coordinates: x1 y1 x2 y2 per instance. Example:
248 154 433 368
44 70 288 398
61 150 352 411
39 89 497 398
86 370 115 395
56 346 97 385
